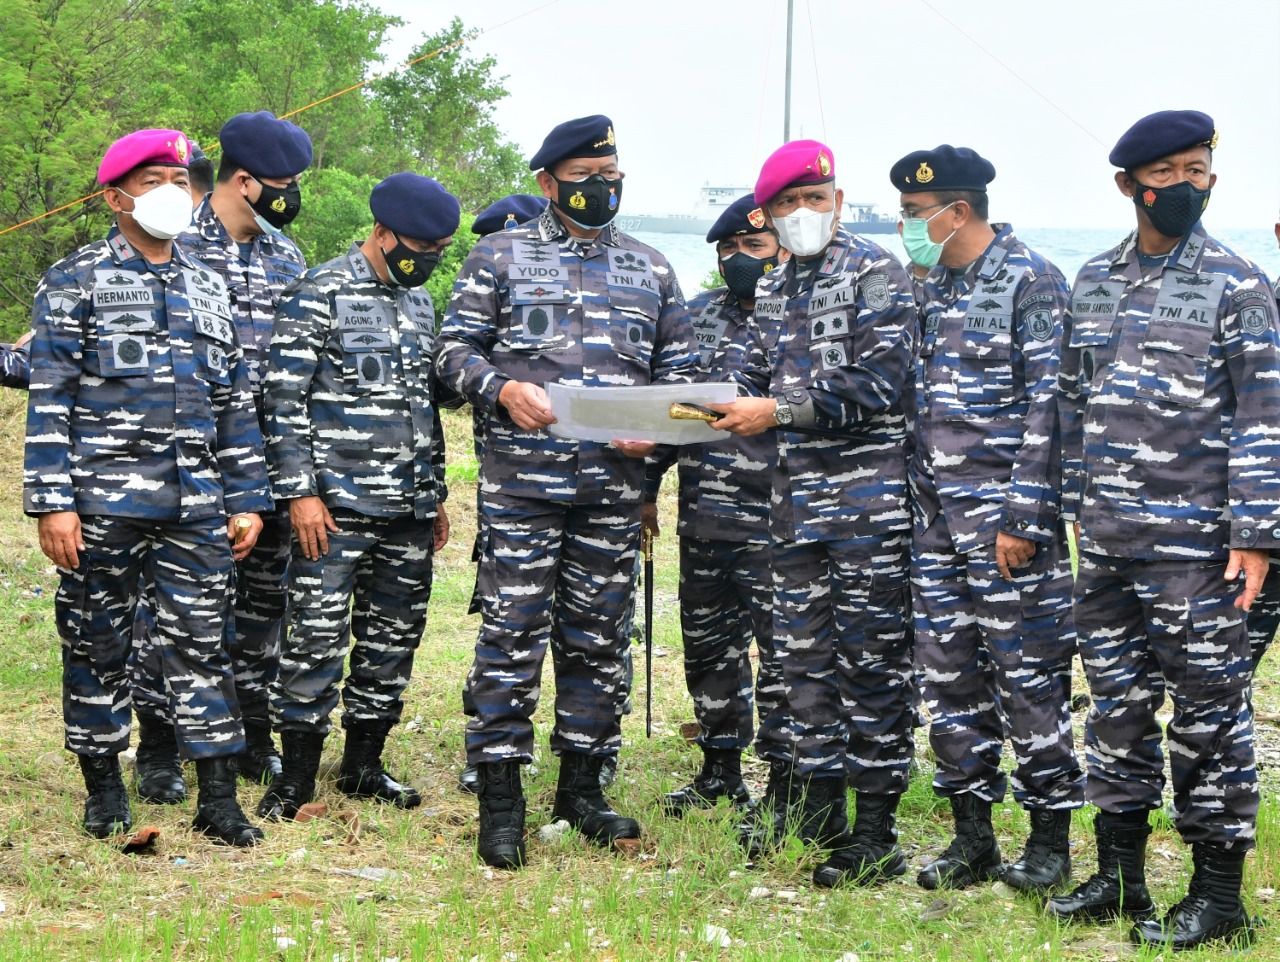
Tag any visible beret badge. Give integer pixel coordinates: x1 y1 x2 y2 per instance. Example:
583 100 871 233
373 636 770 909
915 162 934 184
593 125 616 150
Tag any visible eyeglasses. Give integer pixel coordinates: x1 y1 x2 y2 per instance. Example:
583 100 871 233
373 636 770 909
898 203 947 221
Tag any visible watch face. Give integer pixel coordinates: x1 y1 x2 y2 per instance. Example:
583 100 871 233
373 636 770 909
775 401 792 425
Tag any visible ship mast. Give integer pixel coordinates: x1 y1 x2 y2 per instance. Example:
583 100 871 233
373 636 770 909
783 0 794 141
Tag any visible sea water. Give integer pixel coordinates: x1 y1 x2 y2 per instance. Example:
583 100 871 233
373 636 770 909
633 227 1280 299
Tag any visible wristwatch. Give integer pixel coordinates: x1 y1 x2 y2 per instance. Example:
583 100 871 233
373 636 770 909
773 397 794 427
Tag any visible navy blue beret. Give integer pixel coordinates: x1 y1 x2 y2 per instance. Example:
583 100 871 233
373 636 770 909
1109 110 1217 169
189 141 207 163
529 115 617 171
219 111 313 179
890 145 995 192
472 194 546 236
370 173 461 241
706 194 771 243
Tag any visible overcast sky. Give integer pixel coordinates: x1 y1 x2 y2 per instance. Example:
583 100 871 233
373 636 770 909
374 0 1280 231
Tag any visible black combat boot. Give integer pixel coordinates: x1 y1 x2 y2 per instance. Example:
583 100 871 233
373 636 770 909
598 754 618 788
1003 808 1074 892
1045 810 1155 922
1130 843 1254 949
236 718 283 785
813 792 907 887
918 793 1002 890
477 761 526 870
193 757 263 846
133 714 186 804
334 720 421 809
662 748 751 816
257 730 326 821
457 764 480 795
738 760 798 858
551 751 641 846
794 774 848 844
79 755 132 838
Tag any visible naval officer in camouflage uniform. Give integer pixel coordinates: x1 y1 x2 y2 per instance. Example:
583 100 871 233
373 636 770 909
1047 111 1280 951
256 172 457 820
890 146 1084 893
24 129 271 846
643 194 791 816
130 112 312 802
1244 236 1280 674
436 115 698 869
710 141 916 887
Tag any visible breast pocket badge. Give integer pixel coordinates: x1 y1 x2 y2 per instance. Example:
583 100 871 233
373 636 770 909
820 342 848 371
108 333 148 371
356 353 392 387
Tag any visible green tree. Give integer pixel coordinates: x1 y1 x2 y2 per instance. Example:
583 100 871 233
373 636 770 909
289 167 379 267
158 0 399 175
370 18 537 214
0 0 175 336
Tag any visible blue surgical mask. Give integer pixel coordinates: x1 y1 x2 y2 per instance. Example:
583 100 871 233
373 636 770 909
900 202 956 268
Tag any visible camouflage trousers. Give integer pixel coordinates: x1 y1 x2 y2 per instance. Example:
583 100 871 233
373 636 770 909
771 533 914 791
465 493 639 765
1076 551 1257 851
462 530 634 721
130 507 290 726
912 509 1083 808
679 536 789 763
1244 555 1280 670
271 510 434 735
57 516 244 759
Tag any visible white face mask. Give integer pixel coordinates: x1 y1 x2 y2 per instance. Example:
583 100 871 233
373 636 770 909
772 205 838 257
117 183 193 240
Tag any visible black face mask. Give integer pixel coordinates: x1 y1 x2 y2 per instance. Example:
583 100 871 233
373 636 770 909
553 174 622 229
1133 178 1210 239
249 177 302 230
382 233 440 288
719 250 777 301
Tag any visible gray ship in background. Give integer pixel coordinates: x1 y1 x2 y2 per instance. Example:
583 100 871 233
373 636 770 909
616 184 897 236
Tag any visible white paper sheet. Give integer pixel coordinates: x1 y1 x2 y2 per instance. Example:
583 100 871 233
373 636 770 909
545 381 739 445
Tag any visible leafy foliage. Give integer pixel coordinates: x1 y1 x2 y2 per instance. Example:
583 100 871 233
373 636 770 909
0 1 531 337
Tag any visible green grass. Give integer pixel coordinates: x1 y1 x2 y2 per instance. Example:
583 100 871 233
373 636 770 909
0 389 1276 959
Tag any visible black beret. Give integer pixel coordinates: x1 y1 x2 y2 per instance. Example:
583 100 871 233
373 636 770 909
472 194 546 236
706 194 770 243
529 115 617 171
219 111 313 179
369 173 461 241
189 141 207 163
890 145 996 192
1109 110 1217 169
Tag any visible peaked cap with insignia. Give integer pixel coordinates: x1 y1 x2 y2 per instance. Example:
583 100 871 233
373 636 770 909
528 115 617 171
890 145 996 192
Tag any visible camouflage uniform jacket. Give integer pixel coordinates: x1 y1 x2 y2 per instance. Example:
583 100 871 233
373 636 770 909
728 228 915 543
645 287 774 543
23 226 270 521
263 244 446 520
177 196 307 408
435 206 698 504
913 224 1069 552
1059 224 1280 559
0 343 29 389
